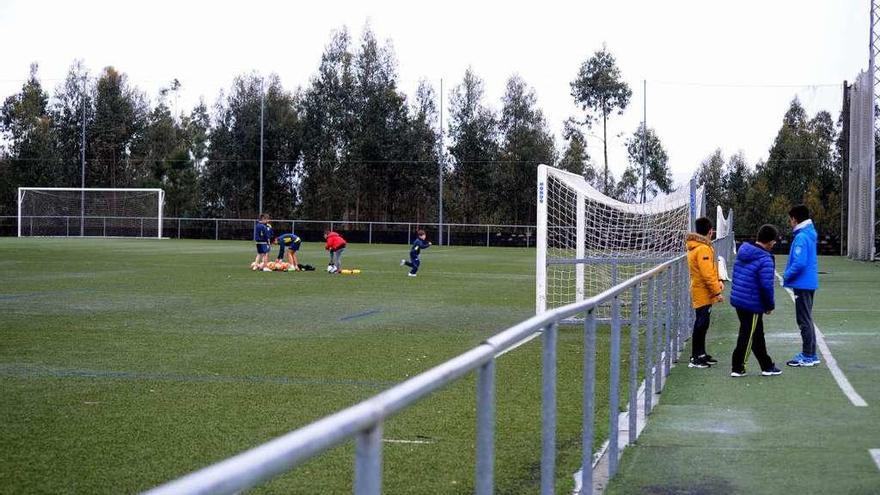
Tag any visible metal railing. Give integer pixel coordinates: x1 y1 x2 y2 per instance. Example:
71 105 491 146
145 252 695 495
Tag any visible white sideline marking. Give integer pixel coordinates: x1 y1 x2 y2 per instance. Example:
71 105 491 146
871 449 880 471
774 273 868 407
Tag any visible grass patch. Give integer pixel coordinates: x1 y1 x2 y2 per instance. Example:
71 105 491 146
0 238 631 494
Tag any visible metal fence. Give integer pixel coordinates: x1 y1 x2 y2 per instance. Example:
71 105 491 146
1 216 535 247
144 248 703 495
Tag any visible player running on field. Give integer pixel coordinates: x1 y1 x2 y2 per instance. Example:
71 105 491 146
401 229 431 277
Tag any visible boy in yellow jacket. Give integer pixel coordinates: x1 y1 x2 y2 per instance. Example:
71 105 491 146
686 217 724 368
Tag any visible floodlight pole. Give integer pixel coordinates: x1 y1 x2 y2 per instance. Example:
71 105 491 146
80 74 86 236
259 77 265 215
438 78 444 246
641 79 647 204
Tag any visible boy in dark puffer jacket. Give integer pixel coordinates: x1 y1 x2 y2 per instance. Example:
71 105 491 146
729 224 783 377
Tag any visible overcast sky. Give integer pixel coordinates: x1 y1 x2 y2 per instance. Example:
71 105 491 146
0 0 868 187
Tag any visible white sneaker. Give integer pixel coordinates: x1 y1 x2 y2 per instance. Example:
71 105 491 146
400 259 406 266
407 273 417 277
262 268 272 272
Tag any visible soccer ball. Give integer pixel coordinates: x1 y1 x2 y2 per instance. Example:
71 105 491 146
327 264 337 274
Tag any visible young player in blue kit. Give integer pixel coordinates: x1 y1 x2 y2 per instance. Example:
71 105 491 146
275 232 302 271
400 229 431 277
253 213 273 271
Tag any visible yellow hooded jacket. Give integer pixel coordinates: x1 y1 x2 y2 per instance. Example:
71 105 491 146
686 233 723 308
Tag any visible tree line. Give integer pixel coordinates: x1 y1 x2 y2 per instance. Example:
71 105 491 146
0 26 851 240
694 96 851 240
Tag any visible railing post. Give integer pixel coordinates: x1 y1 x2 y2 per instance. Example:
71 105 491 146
476 359 495 495
215 219 219 240
608 294 622 476
628 284 640 445
581 309 597 495
369 222 372 244
665 268 673 375
66 216 70 237
644 277 655 417
354 422 383 495
680 259 689 352
140 217 144 238
177 218 181 239
407 223 411 244
671 262 680 357
103 217 106 237
541 323 558 495
656 270 666 391
486 225 490 247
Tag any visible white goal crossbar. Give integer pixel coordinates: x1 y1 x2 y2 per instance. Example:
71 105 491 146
17 187 165 238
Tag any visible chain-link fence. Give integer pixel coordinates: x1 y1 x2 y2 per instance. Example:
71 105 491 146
847 70 877 261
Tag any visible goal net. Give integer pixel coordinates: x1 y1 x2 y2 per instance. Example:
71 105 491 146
17 188 165 238
536 164 701 319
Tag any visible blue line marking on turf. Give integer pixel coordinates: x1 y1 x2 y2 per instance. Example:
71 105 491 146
0 289 96 301
340 309 381 321
0 364 394 390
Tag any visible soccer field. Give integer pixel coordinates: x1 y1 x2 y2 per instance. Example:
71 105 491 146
0 238 627 494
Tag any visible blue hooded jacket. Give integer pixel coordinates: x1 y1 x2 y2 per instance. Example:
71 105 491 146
783 220 818 290
730 242 776 314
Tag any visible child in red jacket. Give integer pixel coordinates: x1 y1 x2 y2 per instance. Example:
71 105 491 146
324 230 347 274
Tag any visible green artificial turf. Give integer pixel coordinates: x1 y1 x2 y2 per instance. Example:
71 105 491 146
605 256 880 494
0 238 627 494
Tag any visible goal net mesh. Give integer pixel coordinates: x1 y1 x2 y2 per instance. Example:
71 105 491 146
18 189 163 238
538 165 698 319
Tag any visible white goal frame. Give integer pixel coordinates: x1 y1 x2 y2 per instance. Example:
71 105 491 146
536 164 702 316
17 187 165 238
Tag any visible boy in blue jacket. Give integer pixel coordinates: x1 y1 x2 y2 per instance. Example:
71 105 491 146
783 204 821 367
400 229 431 277
729 224 782 377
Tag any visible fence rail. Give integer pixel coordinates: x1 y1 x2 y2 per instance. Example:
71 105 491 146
140 236 731 495
1 216 536 247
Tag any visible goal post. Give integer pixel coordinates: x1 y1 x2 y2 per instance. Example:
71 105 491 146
17 187 165 238
536 164 700 318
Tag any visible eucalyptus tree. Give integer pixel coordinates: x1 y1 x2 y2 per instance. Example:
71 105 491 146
621 125 671 203
558 118 597 186
0 64 58 212
496 74 556 224
571 47 632 195
447 67 499 223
